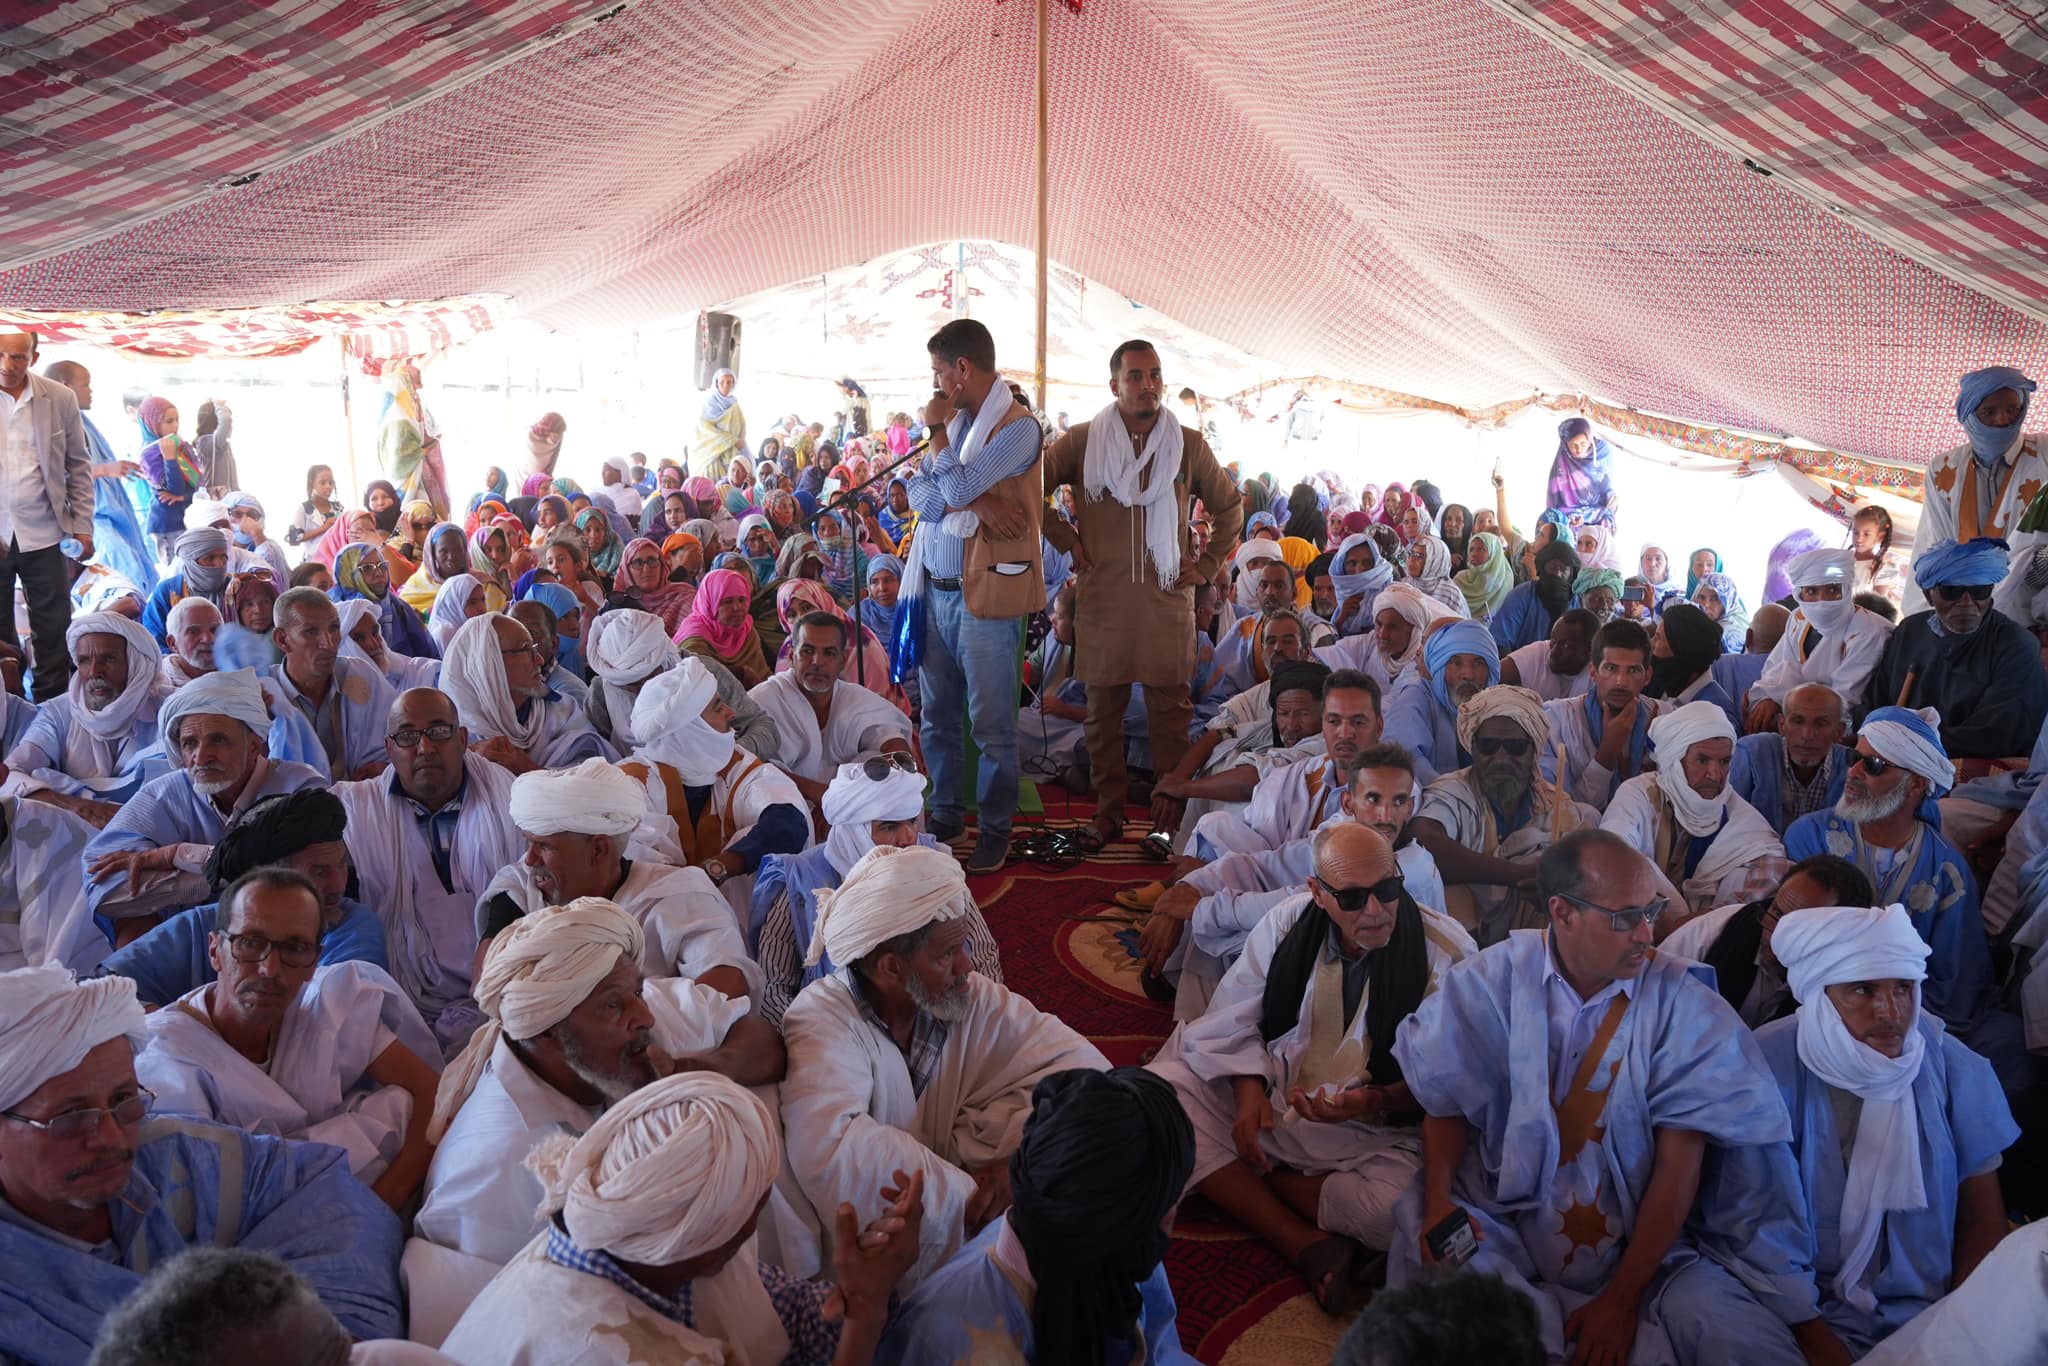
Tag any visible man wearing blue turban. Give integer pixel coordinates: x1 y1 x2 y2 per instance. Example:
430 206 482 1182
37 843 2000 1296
1381 619 1499 785
1865 537 2048 759
1908 366 2041 613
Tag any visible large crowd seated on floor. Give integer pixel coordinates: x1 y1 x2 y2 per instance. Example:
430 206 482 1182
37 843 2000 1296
1 322 2045 1366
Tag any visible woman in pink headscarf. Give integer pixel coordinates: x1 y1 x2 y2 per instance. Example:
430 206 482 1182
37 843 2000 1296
771 578 908 715
613 536 696 634
673 567 769 687
1376 482 1410 530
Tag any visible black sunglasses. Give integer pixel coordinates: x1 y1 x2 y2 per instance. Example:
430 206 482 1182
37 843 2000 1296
1930 584 1993 604
1472 736 1532 757
1315 875 1404 912
1848 751 1898 777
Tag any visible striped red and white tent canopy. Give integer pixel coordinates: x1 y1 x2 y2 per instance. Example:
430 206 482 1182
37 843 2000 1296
2 0 2045 465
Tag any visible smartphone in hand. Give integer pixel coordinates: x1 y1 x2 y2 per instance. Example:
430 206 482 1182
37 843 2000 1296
1425 1207 1477 1268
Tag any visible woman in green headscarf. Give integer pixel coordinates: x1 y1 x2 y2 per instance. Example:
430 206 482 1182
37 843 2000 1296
1453 530 1514 621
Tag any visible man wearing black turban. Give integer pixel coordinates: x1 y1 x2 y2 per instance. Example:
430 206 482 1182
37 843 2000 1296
878 1066 1197 1365
95 788 389 1006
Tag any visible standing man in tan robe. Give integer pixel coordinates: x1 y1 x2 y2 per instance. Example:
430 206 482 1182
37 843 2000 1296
1042 340 1244 848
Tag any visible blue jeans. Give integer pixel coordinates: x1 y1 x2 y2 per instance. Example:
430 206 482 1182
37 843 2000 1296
917 587 1022 838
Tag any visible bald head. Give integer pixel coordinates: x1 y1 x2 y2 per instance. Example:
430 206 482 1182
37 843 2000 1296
1309 822 1401 950
1747 603 1791 653
1785 682 1841 719
388 686 459 732
41 359 88 409
1312 821 1397 887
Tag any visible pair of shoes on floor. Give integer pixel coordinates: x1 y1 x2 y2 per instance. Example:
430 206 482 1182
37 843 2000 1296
965 832 1009 874
927 816 967 844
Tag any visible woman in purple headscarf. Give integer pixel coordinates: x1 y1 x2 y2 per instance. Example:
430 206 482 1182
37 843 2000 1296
1544 417 1618 529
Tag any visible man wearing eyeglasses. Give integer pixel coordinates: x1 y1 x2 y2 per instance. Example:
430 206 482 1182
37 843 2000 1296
1659 855 1874 1027
1390 829 1832 1366
1784 708 2012 1083
83 668 328 924
438 611 614 774
1745 548 1892 736
1864 537 2048 762
0 966 403 1355
1542 618 1667 812
1413 686 1600 947
134 867 441 1209
334 688 527 1054
1150 823 1473 1314
1599 701 1787 922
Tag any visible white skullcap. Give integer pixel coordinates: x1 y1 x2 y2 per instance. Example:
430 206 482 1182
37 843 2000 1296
808 843 973 968
428 897 644 1142
602 454 634 477
1858 706 1955 796
510 756 647 838
1774 904 1930 1005
187 497 231 529
587 609 675 687
820 760 928 878
1787 547 1855 589
630 658 735 785
1372 579 1454 635
1455 684 1550 754
157 667 271 745
0 968 146 1112
528 1071 781 1265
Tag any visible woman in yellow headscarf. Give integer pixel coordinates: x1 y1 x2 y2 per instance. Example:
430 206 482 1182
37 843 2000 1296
1277 535 1319 610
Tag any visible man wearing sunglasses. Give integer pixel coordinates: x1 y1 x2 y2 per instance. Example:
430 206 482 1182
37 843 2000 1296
1785 708 2012 1084
1413 686 1601 947
1151 822 1473 1315
1745 548 1891 736
1391 829 1830 1366
1599 701 1786 922
134 867 441 1209
1142 744 1446 1021
0 966 403 1354
1864 536 2048 761
1659 854 1873 1027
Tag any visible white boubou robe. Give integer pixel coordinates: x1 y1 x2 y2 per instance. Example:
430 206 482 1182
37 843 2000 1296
478 857 764 1002
1748 606 1892 711
745 671 912 784
0 795 106 974
779 970 1107 1290
1600 773 1787 916
1153 894 1472 1246
135 962 439 1179
1193 749 1346 860
336 753 526 1054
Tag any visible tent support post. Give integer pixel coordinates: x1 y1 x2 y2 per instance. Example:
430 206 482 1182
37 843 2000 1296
338 334 361 498
1034 0 1049 413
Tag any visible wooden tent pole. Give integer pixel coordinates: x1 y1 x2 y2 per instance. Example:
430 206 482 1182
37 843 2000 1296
338 334 361 496
1034 0 1049 412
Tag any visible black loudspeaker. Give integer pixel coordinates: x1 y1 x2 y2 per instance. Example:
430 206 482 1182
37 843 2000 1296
695 311 741 389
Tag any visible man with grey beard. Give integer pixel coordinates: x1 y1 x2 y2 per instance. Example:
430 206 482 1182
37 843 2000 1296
1783 706 2024 1088
1 611 169 824
415 897 784 1270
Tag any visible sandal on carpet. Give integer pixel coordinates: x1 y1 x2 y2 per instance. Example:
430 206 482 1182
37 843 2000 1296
1071 814 1123 853
1113 881 1168 912
1295 1236 1368 1316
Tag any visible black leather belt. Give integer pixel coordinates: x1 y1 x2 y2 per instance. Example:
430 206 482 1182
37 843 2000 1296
929 575 962 592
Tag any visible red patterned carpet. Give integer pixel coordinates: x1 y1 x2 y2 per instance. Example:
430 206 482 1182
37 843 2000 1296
961 801 1353 1365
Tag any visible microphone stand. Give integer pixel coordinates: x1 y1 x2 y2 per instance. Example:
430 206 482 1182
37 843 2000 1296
797 436 932 687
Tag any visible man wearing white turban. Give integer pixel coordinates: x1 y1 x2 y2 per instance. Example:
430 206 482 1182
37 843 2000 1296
82 668 327 922
439 611 613 773
1756 905 2016 1354
441 1071 921 1366
1747 547 1892 732
781 844 1107 1289
583 606 674 752
751 756 1003 1024
617 657 809 898
0 610 169 820
1315 580 1454 695
0 966 404 1355
1412 685 1598 946
416 899 784 1281
1783 708 2021 1087
478 757 761 1002
1600 701 1787 919
337 596 440 692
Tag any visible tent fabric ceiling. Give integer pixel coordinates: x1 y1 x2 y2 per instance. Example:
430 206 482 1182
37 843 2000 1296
2 0 2045 466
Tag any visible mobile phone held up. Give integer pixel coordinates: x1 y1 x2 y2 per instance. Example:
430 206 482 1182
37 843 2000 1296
1424 1206 1477 1268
